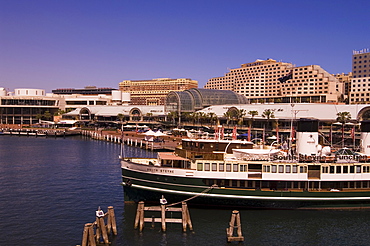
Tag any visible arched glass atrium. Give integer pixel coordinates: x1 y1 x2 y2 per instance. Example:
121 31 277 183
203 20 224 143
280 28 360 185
165 88 248 113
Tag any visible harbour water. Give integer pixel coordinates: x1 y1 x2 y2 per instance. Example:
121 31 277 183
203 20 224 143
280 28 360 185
2 135 370 245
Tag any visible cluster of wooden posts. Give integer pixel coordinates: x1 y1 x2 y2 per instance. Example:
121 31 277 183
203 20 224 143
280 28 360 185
80 206 117 246
134 201 193 232
226 210 244 242
134 201 244 242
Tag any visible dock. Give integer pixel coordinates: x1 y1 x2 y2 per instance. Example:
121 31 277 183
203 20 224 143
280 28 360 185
0 127 81 137
81 130 182 151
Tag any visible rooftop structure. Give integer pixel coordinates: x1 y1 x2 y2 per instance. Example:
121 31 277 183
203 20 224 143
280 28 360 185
52 86 116 95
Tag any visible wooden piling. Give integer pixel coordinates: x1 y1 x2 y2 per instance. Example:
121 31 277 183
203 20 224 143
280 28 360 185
107 206 117 235
81 223 96 246
226 210 244 242
161 204 166 231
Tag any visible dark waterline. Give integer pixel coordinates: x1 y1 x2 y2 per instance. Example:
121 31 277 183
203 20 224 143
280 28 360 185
2 135 370 246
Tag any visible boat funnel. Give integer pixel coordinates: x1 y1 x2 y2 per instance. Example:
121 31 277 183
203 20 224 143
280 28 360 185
296 118 319 156
361 120 370 155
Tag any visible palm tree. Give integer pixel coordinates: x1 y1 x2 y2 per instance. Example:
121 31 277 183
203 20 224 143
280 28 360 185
223 111 233 126
117 113 124 129
336 111 351 147
198 112 207 126
207 112 218 127
262 109 275 140
236 109 246 126
248 110 258 141
181 112 192 124
167 111 178 126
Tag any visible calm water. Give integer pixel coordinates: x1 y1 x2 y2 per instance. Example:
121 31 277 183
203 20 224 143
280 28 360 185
2 135 370 246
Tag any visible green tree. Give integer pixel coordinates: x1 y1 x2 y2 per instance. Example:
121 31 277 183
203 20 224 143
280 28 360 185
207 112 218 127
223 111 233 126
236 109 246 126
262 109 275 138
167 111 178 125
43 111 52 121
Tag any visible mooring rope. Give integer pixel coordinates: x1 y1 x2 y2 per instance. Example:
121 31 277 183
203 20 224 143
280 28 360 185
166 184 217 207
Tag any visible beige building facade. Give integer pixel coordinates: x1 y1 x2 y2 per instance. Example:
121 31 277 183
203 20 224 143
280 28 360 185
205 58 343 103
119 78 198 105
350 49 370 104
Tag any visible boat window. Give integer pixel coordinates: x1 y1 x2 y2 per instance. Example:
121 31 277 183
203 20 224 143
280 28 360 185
197 163 203 171
356 165 361 173
363 181 368 188
240 164 247 172
300 166 307 173
219 163 224 172
292 165 298 173
286 165 291 173
278 165 284 173
263 165 270 172
240 180 246 187
322 166 328 173
336 166 342 174
233 164 238 172
343 166 348 173
212 163 217 171
232 180 237 187
204 163 210 171
350 166 355 173
271 165 277 173
330 166 335 174
363 166 370 173
226 164 231 172
266 165 270 172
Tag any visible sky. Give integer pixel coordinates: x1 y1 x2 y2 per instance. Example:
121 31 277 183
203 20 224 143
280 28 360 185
1 0 369 93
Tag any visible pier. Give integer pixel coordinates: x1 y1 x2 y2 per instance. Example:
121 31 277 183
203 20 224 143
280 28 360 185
81 130 182 151
0 127 81 137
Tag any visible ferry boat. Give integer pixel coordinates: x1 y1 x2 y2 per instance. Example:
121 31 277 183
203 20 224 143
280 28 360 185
121 119 370 209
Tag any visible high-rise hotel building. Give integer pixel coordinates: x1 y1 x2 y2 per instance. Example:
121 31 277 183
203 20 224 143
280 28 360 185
350 49 370 104
119 78 198 105
205 58 343 103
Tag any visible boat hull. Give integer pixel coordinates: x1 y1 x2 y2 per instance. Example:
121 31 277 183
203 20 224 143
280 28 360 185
122 166 370 210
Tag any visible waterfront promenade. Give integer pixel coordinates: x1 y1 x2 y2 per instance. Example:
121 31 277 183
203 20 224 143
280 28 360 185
0 124 183 151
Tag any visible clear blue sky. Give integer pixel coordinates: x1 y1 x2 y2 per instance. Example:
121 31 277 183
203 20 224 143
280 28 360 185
1 0 369 92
